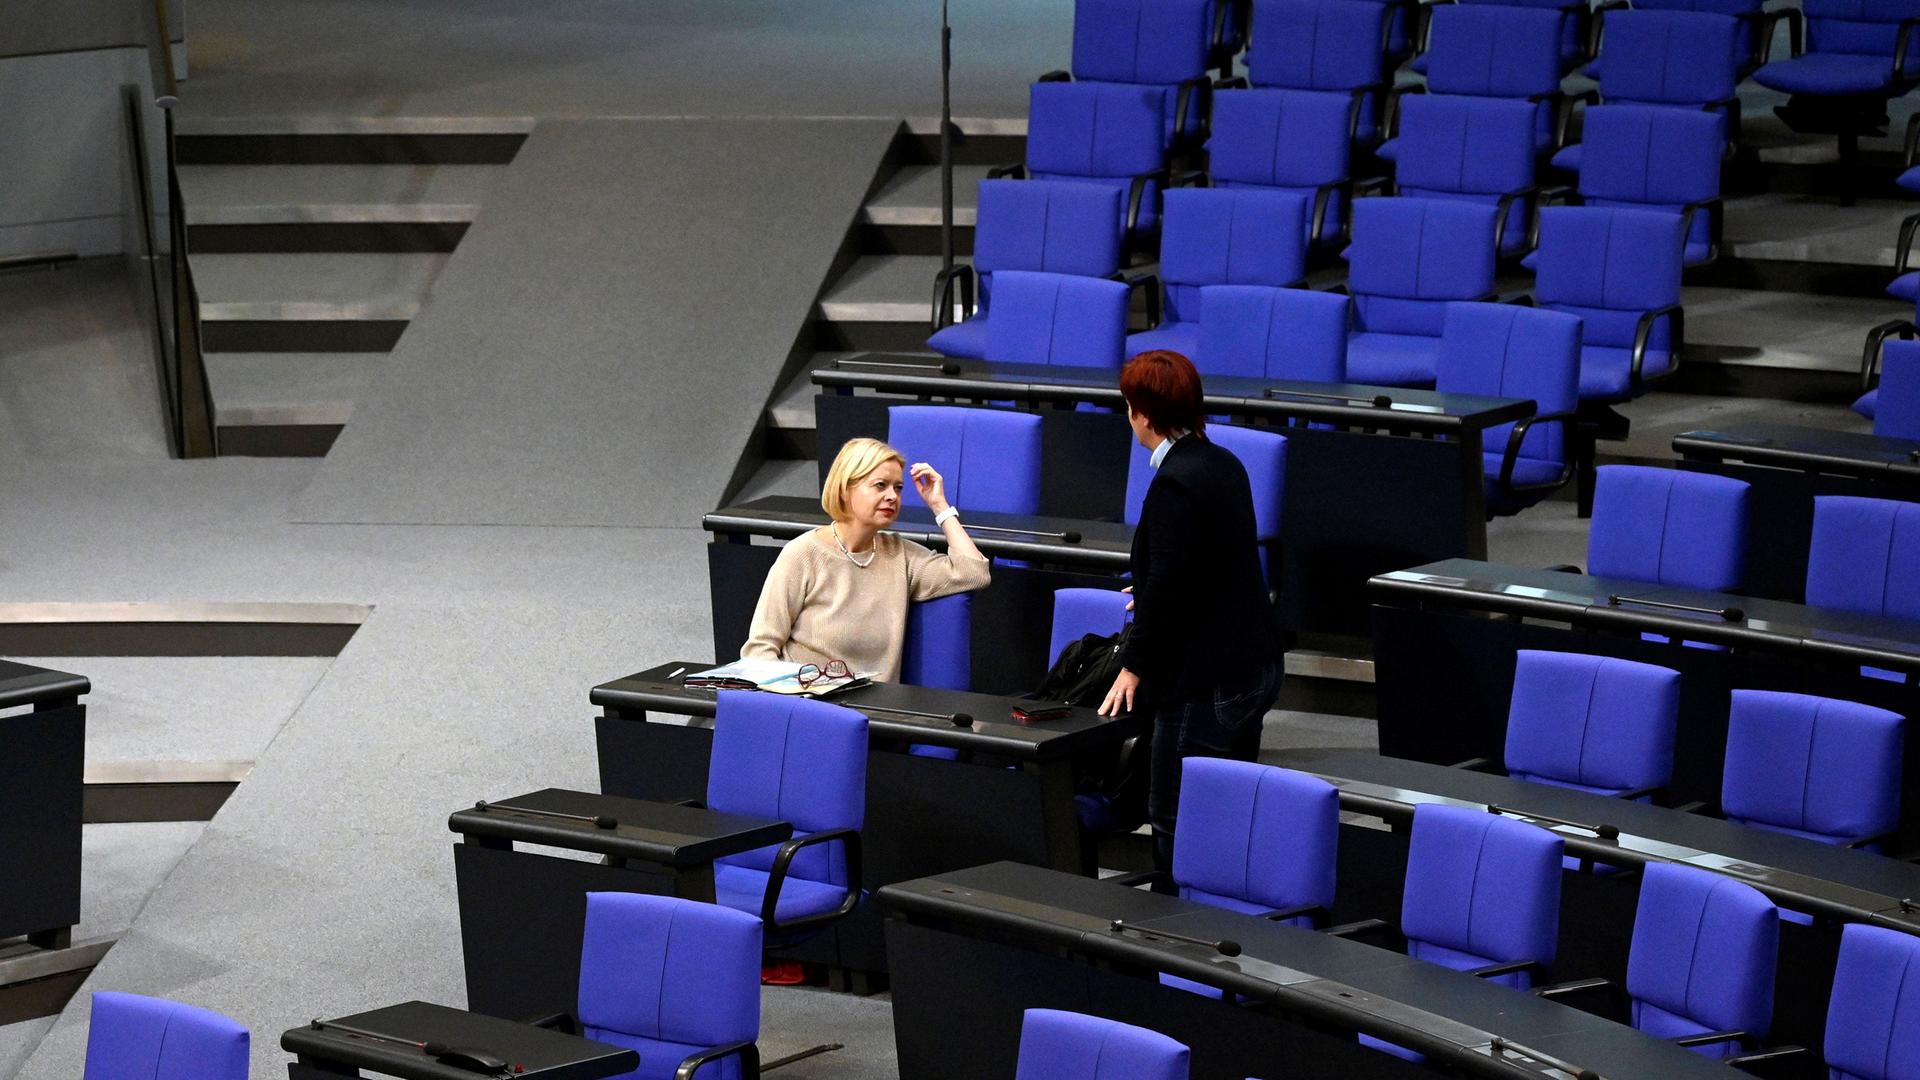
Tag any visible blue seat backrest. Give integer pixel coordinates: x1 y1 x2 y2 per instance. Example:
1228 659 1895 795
1073 0 1213 83
1173 759 1337 913
1825 923 1920 1080
1425 5 1565 96
1634 0 1761 17
888 404 1045 515
1626 863 1777 1041
1395 94 1538 197
84 992 249 1080
1347 198 1499 335
1160 187 1309 322
1577 105 1723 206
1248 0 1388 90
1600 11 1741 105
1400 804 1563 968
1807 495 1920 621
1435 302 1581 467
1206 88 1353 187
1047 587 1132 664
904 593 971 690
1196 284 1349 382
1505 650 1682 793
974 179 1124 282
1123 424 1286 544
1722 689 1905 844
1533 206 1684 348
983 270 1130 370
1016 1009 1191 1080
1587 464 1750 590
1876 338 1920 439
578 892 762 1051
1027 81 1168 179
709 691 868 885
1802 0 1920 59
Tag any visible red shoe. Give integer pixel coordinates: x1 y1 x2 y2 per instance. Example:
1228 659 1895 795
760 960 808 985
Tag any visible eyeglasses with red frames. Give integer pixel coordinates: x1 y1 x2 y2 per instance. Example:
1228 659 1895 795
796 660 852 687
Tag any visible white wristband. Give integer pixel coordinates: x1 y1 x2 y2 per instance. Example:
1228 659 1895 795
934 506 960 527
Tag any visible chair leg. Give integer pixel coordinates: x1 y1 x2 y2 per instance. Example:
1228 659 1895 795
762 1044 844 1074
1575 435 1597 519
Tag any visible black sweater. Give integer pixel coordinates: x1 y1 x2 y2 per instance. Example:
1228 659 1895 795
1118 434 1279 701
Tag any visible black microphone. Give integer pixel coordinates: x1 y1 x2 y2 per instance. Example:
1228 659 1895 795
1908 449 1919 463
1487 804 1619 841
962 523 1083 543
859 704 975 727
309 1020 480 1062
1110 919 1242 957
1264 387 1394 408
1488 1037 1601 1080
1605 594 1744 622
834 358 962 375
474 800 618 830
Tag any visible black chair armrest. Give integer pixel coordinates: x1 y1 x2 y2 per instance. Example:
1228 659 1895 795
671 798 706 809
1172 75 1215 148
761 827 863 936
1895 210 1920 275
1498 408 1578 495
1894 17 1920 82
1589 0 1630 55
1468 958 1547 981
1384 83 1426 141
1493 186 1539 256
1844 830 1898 850
1037 69 1073 83
1556 89 1599 150
1726 1044 1809 1079
1612 784 1665 803
930 263 978 332
1210 0 1241 75
985 163 1027 180
1449 756 1496 771
1218 74 1250 90
1260 903 1331 927
1353 175 1392 198
1121 270 1163 328
1863 319 1919 389
1308 178 1352 246
1106 868 1163 889
1673 1028 1750 1050
1347 81 1390 142
1677 198 1721 263
1906 112 1920 167
1630 303 1685 388
1169 169 1211 188
1322 918 1403 950
526 1012 576 1034
1757 8 1802 64
1125 168 1172 240
1533 977 1627 1021
675 1041 760 1080
1545 563 1581 573
1674 799 1717 815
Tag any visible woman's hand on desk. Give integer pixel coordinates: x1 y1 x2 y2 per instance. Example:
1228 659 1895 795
1099 667 1139 716
909 462 949 514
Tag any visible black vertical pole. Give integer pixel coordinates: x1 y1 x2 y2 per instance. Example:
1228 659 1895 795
940 0 956 280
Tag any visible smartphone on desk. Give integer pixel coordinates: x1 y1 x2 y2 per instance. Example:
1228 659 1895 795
1012 704 1073 724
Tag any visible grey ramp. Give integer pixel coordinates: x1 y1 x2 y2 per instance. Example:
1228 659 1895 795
295 118 897 526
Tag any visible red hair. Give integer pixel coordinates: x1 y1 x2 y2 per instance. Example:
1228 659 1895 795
1120 350 1207 437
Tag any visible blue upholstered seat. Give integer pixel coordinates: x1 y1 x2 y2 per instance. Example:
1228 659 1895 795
1455 0 1590 70
903 595 973 758
84 992 248 1080
1016 1009 1190 1080
708 692 867 933
1343 198 1499 387
1246 0 1390 143
1420 5 1565 155
1435 302 1582 516
1625 864 1777 1058
1587 465 1750 590
1627 0 1764 72
928 180 1122 360
1206 88 1355 247
1722 689 1904 846
1807 495 1920 622
1192 284 1349 381
1127 187 1310 358
577 892 762 1080
1567 106 1723 267
982 270 1130 370
1069 0 1215 148
1025 81 1171 237
1753 0 1920 97
1533 206 1687 402
1399 804 1563 988
888 405 1044 515
1049 587 1132 663
1825 923 1920 1080
1392 94 1540 256
1505 650 1681 797
1594 10 1742 114
1875 338 1920 438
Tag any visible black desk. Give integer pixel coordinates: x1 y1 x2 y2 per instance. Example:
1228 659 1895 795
878 861 1735 1080
450 789 790 1022
283 1000 636 1080
593 663 1143 982
1370 558 1920 829
0 659 88 949
813 354 1535 637
1675 423 1920 603
704 496 1129 693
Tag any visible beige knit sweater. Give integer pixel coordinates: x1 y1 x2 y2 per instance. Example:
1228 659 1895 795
741 527 991 682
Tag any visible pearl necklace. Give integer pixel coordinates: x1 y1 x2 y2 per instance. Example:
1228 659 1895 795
832 523 877 568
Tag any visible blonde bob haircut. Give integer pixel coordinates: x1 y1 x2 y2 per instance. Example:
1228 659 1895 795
821 437 907 521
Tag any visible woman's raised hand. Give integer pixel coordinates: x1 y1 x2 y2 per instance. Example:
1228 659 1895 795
909 462 948 513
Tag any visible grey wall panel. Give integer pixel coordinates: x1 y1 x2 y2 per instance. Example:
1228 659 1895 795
0 0 182 60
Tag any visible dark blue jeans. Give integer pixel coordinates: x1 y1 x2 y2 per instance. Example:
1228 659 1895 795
1148 659 1284 875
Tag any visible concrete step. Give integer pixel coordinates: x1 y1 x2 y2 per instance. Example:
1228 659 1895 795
1606 390 1871 462
863 164 992 227
193 251 447 352
180 163 501 252
205 352 376 455
1676 285 1888 399
768 352 856 431
819 253 958 322
174 117 530 165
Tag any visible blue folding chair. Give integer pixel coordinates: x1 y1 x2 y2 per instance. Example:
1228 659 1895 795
1192 284 1349 381
1389 93 1541 256
1434 302 1582 517
1533 206 1687 408
1343 197 1500 387
1587 465 1750 591
887 405 1044 515
982 270 1131 370
1414 5 1565 156
1018 80 1172 240
1205 88 1356 247
1753 0 1920 181
1722 689 1904 847
1584 10 1743 150
1822 923 1920 1080
84 992 248 1080
1560 105 1724 266
1016 1010 1189 1080
1503 649 1681 799
1127 187 1310 358
1064 0 1216 150
1247 0 1391 143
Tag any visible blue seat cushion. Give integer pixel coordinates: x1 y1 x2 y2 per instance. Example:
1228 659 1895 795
928 317 990 359
1754 53 1907 96
1887 272 1919 301
1346 332 1439 386
1684 238 1713 266
1127 320 1201 358
1855 386 1879 419
713 864 850 923
1901 165 1920 193
587 1027 746 1080
1580 344 1676 401
1551 142 1582 174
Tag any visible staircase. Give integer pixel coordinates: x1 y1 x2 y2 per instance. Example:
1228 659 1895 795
174 121 530 455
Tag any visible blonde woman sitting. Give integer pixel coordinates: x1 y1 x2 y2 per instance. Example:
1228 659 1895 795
742 437 990 682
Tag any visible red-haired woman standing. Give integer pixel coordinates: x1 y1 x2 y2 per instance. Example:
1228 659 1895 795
1098 350 1281 873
